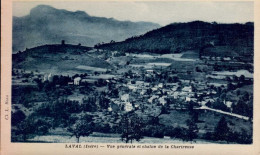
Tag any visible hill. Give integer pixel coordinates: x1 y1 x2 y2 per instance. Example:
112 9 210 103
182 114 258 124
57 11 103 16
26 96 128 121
97 21 253 57
12 43 113 75
13 5 160 53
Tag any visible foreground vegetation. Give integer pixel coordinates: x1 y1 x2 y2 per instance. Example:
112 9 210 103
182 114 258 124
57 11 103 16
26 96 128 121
11 78 252 144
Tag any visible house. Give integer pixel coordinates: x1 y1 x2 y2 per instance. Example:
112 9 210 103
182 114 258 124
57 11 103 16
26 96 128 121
48 73 53 81
186 96 198 102
127 85 137 90
224 57 231 61
140 89 146 95
146 70 154 73
159 97 167 105
203 97 215 105
224 100 233 108
148 95 159 103
158 83 163 88
43 73 53 82
144 82 150 87
173 92 180 99
124 102 133 112
135 80 145 86
186 97 191 102
43 75 48 82
152 87 158 91
74 77 81 85
182 86 192 92
120 94 129 102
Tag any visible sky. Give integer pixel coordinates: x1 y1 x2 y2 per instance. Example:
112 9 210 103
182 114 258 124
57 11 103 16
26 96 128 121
13 1 254 26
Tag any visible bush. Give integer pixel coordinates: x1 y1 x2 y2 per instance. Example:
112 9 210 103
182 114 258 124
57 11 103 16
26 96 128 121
171 127 185 139
33 119 51 135
94 123 111 133
143 125 165 138
203 132 215 140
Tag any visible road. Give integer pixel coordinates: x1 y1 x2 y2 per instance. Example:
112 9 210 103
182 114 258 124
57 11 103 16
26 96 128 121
197 106 250 121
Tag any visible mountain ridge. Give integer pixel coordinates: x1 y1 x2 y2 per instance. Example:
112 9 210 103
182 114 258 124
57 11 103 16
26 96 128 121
97 21 254 57
13 5 160 53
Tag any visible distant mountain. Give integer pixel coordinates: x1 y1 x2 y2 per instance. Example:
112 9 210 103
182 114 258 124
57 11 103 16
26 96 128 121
97 21 254 56
13 5 160 53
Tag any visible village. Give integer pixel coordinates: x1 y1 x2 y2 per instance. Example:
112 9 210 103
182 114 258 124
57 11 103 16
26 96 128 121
8 31 254 144
10 46 254 144
12 48 253 118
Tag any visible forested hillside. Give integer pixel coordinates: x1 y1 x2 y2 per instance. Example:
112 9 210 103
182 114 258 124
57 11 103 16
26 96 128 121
97 21 253 56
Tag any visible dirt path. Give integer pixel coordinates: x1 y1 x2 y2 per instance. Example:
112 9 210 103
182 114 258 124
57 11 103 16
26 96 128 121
197 106 250 121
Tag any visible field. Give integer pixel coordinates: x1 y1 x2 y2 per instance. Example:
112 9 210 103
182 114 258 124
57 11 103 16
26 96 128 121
212 70 253 78
131 53 197 62
76 65 107 72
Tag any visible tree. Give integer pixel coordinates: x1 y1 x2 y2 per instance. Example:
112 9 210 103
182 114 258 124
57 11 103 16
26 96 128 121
232 99 251 116
191 110 199 122
16 118 36 142
226 77 232 82
95 123 111 133
214 117 230 143
11 110 26 126
33 119 51 136
160 104 170 115
238 129 252 144
239 75 245 83
188 101 195 113
13 115 51 142
233 75 238 82
242 92 249 101
120 113 144 143
120 114 132 143
99 96 110 110
68 115 94 143
111 88 119 98
227 82 235 90
166 97 178 109
169 126 185 139
195 66 201 72
143 125 164 138
182 119 199 143
220 93 226 101
81 97 98 112
130 115 144 142
211 99 229 112
148 116 160 125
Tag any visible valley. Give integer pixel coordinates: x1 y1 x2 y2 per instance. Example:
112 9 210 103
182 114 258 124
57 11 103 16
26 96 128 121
11 40 253 144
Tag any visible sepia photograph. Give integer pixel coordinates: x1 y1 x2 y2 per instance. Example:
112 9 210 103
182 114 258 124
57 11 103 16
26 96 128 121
1 0 260 154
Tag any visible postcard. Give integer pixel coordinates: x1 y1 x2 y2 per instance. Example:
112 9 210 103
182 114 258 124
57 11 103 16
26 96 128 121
1 0 260 154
